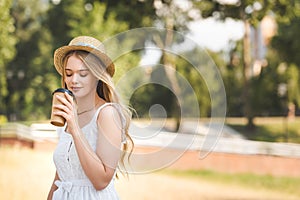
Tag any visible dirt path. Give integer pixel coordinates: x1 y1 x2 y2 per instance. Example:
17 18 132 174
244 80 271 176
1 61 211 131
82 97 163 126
116 173 299 200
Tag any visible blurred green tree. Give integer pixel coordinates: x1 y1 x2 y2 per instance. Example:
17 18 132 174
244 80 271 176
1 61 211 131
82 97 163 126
272 17 300 67
47 0 87 49
99 0 199 130
101 0 156 28
271 17 300 111
194 0 300 129
222 41 244 116
175 47 212 118
6 0 52 121
0 0 17 117
114 0 198 129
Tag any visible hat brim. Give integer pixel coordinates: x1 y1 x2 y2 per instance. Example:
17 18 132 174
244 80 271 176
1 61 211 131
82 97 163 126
54 45 115 77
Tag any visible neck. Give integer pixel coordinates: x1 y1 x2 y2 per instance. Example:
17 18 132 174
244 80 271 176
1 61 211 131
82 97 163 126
78 107 95 115
76 94 96 113
76 94 103 115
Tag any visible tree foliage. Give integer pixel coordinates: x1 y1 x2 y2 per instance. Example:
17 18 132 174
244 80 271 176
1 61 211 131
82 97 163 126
1 0 300 123
101 0 156 28
6 0 54 120
194 0 300 128
270 16 300 109
272 17 300 67
195 0 299 25
0 0 16 115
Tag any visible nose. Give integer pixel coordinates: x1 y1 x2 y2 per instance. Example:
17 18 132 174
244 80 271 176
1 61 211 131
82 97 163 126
71 73 79 84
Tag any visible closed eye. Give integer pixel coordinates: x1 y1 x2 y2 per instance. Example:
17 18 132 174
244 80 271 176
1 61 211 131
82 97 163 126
79 71 89 77
65 69 89 77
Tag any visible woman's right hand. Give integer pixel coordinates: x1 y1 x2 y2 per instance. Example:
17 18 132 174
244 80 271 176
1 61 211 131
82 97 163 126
53 93 79 134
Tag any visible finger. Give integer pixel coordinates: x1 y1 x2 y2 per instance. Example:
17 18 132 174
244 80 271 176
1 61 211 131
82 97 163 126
53 104 68 112
64 92 74 103
64 93 76 110
56 94 72 110
53 97 73 114
53 104 75 122
55 94 67 104
52 110 69 121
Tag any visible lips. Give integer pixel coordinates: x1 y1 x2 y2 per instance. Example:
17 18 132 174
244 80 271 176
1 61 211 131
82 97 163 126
70 87 82 92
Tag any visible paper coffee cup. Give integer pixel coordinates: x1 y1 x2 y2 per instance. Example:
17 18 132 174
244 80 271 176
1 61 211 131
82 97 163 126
50 88 74 127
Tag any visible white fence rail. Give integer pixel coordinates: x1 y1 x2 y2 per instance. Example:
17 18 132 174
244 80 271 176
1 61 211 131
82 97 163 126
132 131 300 158
1 122 300 158
0 123 58 142
0 123 33 140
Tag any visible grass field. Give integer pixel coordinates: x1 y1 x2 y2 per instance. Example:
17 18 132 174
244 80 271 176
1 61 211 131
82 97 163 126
164 169 300 197
132 117 300 143
1 146 300 200
225 117 300 143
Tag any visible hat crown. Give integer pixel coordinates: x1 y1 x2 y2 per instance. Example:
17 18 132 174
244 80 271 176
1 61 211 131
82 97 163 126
69 36 106 53
54 35 115 77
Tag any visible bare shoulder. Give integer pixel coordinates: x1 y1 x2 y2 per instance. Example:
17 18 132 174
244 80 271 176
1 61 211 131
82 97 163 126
97 104 122 126
99 104 120 117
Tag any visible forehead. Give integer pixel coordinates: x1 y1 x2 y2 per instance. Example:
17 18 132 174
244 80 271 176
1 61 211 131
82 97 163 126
65 55 88 70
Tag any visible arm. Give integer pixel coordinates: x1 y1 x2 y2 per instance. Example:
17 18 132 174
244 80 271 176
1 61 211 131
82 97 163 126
47 171 59 200
69 106 123 190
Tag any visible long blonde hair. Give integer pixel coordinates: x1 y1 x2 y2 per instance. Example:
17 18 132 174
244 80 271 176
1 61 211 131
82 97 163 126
62 50 133 175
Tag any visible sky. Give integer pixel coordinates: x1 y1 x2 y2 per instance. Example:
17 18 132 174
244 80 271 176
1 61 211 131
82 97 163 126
175 0 244 52
140 17 245 66
188 18 244 52
140 0 245 65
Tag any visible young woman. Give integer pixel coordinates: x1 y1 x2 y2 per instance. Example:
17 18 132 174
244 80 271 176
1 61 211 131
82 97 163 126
47 36 133 200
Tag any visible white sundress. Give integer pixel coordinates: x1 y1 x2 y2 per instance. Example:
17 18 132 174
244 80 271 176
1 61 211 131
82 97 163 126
52 103 125 200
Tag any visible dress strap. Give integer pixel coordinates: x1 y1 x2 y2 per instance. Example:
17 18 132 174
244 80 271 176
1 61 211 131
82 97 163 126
94 103 127 143
94 103 113 118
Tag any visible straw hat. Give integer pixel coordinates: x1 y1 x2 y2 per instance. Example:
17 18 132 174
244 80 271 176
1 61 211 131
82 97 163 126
54 36 115 77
